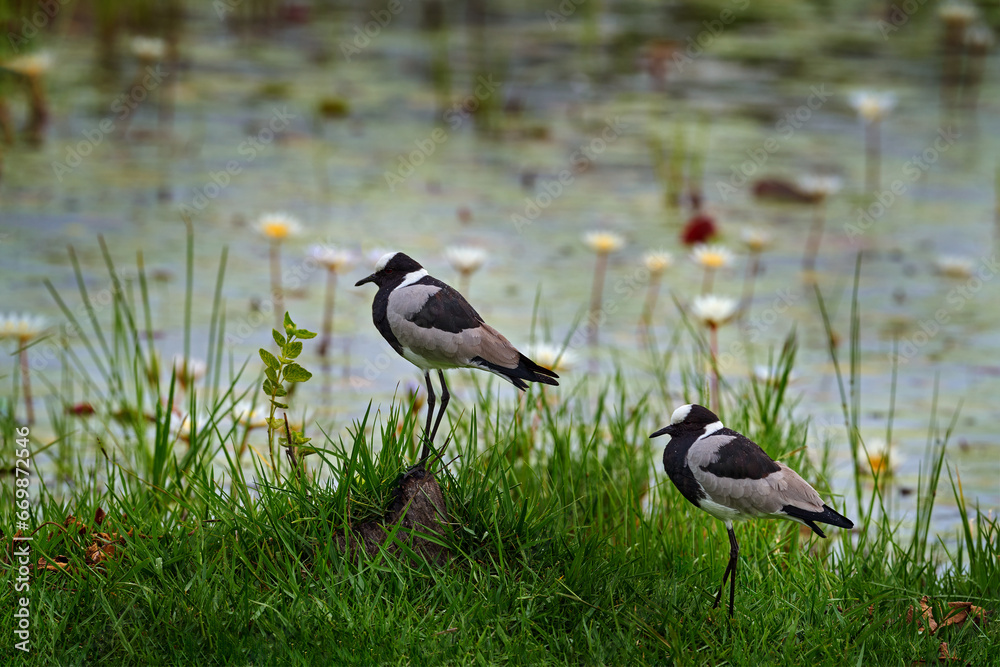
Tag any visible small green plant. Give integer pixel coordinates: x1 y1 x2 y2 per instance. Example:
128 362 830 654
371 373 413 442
259 311 316 477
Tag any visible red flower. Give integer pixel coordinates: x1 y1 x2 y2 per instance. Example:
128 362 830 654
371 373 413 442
682 213 717 246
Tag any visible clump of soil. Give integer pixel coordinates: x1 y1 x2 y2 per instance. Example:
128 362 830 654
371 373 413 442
335 465 451 564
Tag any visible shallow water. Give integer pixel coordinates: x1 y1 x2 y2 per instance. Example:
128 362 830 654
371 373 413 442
2 4 998 538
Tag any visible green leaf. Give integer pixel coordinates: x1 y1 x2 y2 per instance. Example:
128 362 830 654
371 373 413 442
265 367 279 384
272 329 286 347
283 363 313 383
272 401 288 409
283 341 302 359
259 349 280 371
293 328 318 340
263 379 287 397
283 311 295 332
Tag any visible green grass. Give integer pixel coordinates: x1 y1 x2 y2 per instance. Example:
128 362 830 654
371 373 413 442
2 238 997 665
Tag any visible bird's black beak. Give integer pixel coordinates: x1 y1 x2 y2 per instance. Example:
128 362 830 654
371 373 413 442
355 273 376 287
649 424 675 439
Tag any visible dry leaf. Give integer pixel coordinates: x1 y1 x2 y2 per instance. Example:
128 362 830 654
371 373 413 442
938 642 957 661
36 555 70 571
938 601 987 630
95 507 106 526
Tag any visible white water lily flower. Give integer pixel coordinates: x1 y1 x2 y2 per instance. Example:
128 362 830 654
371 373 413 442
796 175 843 199
690 294 739 328
256 212 303 241
583 231 625 254
3 51 53 77
524 342 576 373
740 228 772 253
171 355 207 385
753 364 797 386
643 251 673 274
310 245 356 272
0 313 48 341
849 91 897 123
130 36 166 61
690 244 734 270
445 246 488 274
934 255 975 278
232 401 269 429
939 2 977 25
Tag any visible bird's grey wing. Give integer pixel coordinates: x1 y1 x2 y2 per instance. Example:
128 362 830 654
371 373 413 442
407 280 484 332
386 286 520 368
689 431 825 517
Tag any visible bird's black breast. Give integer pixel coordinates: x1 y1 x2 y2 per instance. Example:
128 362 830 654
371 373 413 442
407 277 484 333
662 438 706 507
372 286 403 355
698 429 780 480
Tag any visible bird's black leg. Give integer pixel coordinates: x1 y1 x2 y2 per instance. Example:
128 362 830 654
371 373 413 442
420 371 435 462
712 525 739 618
429 370 450 450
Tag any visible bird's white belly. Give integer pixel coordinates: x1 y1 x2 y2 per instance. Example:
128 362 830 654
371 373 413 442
400 346 463 371
698 496 747 522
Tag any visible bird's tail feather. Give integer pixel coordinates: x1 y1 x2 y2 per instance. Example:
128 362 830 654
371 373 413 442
781 504 854 538
471 354 559 390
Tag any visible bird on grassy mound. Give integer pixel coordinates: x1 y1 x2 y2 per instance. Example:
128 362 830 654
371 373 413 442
356 251 559 465
651 403 853 617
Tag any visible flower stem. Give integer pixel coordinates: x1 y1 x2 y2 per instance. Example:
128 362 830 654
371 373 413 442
458 271 471 297
865 119 881 194
270 240 284 329
639 272 663 331
740 251 760 317
19 344 34 425
587 252 609 346
803 200 826 273
701 266 716 295
709 325 719 413
319 269 337 358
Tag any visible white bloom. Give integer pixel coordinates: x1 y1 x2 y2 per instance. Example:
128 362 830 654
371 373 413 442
643 251 673 274
939 2 977 25
171 355 207 384
524 342 576 373
130 36 166 61
849 91 897 123
583 231 625 254
690 244 734 270
366 248 392 265
690 294 739 328
859 438 900 476
753 365 796 386
796 175 843 199
256 212 303 241
232 401 269 429
0 313 48 341
934 255 975 278
3 51 53 77
965 25 995 50
444 246 488 274
310 245 356 272
740 228 772 252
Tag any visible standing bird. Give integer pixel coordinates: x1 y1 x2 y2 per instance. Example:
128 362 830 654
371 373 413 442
356 251 559 464
650 404 853 617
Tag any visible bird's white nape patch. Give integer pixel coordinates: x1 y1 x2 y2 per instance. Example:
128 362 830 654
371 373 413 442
696 421 724 440
670 404 693 424
375 251 398 272
398 268 429 288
